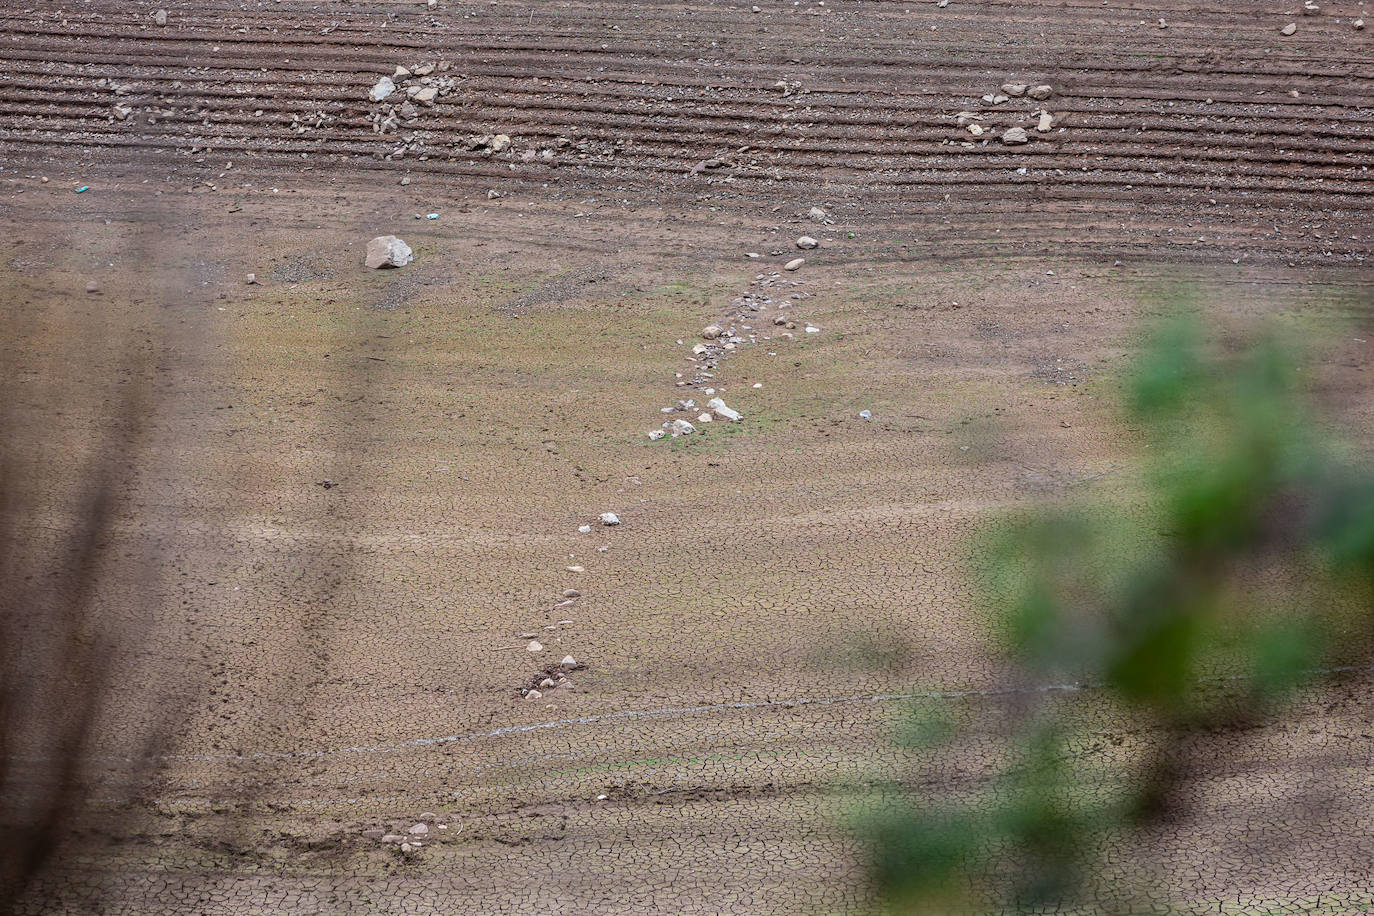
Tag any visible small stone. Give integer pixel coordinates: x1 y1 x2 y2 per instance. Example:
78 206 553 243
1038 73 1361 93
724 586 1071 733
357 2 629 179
369 76 396 102
796 236 819 249
487 189 502 199
784 258 805 271
563 589 580 598
399 176 411 186
540 677 556 689
408 823 429 836
490 134 511 152
153 9 167 25
966 124 984 136
85 280 100 294
671 419 696 435
561 655 578 669
382 834 405 843
859 410 872 420
394 65 411 80
245 273 258 285
525 689 542 700
528 640 544 652
365 235 413 269
363 828 385 839
1037 111 1053 132
1027 85 1052 100
1002 127 1029 145
702 325 723 340
1280 22 1297 35
648 430 666 440
1002 83 1026 97
807 206 827 221
400 843 413 853
805 326 820 334
697 412 713 423
577 524 592 533
599 512 621 526
413 86 438 105
1356 19 1365 29
566 565 584 573
419 812 436 820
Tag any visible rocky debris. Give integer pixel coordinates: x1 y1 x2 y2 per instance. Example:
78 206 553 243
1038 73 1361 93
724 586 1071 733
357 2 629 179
796 236 819 249
408 823 429 836
1001 83 1027 97
707 397 742 422
599 512 621 526
412 86 438 106
152 9 167 25
1280 22 1297 35
1037 111 1054 132
702 324 723 340
524 689 542 700
671 418 696 435
1303 0 1319 13
784 257 805 271
807 206 827 221
381 833 405 843
859 410 872 420
1002 127 1029 145
563 589 580 598
85 280 100 294
648 429 666 440
365 235 413 269
527 640 544 652
1356 18 1365 29
245 273 258 285
1027 85 1053 100
369 76 396 103
697 412 713 423
561 655 578 669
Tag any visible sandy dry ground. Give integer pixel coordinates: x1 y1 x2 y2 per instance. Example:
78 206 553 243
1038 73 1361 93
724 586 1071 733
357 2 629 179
3 2 1374 914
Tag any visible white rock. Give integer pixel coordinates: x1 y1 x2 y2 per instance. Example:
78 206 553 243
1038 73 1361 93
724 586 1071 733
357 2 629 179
692 343 709 355
702 325 723 339
1280 22 1297 35
394 65 411 80
369 76 396 102
697 412 713 423
400 843 413 853
1037 111 1053 132
413 86 438 105
599 512 621 526
563 589 580 598
707 397 742 422
796 236 819 249
784 258 805 271
1002 127 1029 145
527 640 544 652
807 206 827 221
859 409 872 420
805 326 820 333
490 134 511 152
365 235 413 269
561 655 578 669
1027 85 1052 100
525 689 542 700
408 823 429 836
648 429 666 440
1002 83 1026 97
671 419 696 435
153 9 167 25
578 524 592 533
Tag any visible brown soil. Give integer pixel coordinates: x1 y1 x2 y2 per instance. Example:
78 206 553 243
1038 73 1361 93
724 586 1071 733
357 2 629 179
3 2 1374 914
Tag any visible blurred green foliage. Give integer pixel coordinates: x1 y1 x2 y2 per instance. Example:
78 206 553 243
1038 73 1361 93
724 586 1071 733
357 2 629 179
865 307 1374 914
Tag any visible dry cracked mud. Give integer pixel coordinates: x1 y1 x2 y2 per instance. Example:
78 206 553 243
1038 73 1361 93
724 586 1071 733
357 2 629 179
3 2 1374 914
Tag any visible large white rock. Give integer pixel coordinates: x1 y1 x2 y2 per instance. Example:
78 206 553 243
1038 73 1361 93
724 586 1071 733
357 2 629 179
599 512 621 526
671 419 696 436
707 397 741 422
365 235 413 269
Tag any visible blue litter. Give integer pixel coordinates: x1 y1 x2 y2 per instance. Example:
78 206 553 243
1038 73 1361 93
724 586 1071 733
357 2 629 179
425 212 439 220
75 185 90 193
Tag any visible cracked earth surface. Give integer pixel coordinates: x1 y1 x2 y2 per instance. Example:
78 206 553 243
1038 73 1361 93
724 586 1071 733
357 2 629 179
4 1 1374 913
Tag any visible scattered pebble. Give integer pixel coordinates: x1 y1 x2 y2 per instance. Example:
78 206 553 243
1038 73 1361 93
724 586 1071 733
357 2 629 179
1281 22 1297 35
784 257 805 271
